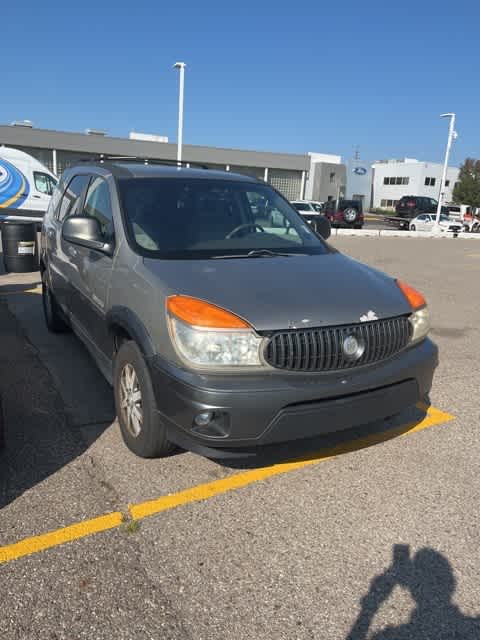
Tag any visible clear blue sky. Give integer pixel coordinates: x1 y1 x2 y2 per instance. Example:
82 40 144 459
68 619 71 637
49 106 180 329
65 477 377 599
2 0 478 165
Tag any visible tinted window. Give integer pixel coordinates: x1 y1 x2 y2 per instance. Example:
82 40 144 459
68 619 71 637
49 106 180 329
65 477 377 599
58 175 90 221
34 172 57 196
83 177 115 242
118 178 329 259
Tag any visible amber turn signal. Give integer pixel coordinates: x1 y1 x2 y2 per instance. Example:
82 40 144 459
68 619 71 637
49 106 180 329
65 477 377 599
166 295 250 329
396 280 426 310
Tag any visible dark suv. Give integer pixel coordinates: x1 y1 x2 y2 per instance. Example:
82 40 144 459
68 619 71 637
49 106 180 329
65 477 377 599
40 159 437 459
323 199 364 228
395 196 448 222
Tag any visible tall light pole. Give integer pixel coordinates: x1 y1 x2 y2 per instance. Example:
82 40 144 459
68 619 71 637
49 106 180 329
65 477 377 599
173 62 186 165
434 112 457 231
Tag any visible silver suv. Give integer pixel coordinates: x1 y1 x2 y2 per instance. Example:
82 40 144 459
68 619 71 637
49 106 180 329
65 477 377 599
41 160 437 458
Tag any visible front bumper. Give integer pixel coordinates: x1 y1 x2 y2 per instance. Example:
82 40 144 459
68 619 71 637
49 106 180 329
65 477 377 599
148 338 438 455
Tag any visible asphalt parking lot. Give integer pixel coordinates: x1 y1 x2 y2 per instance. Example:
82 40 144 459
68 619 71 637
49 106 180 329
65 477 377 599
0 235 479 639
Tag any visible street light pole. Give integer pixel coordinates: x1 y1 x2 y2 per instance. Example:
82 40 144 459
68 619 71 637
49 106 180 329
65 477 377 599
173 62 186 165
434 112 457 231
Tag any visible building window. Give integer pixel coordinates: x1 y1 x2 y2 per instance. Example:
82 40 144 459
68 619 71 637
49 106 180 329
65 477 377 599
445 180 450 187
383 176 409 185
330 172 335 183
425 177 436 186
380 199 398 208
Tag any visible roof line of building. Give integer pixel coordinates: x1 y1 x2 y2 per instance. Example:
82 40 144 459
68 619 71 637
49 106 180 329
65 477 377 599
0 125 310 170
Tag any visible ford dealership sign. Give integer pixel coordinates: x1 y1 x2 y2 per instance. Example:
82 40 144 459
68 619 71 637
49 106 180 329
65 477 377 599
353 166 368 175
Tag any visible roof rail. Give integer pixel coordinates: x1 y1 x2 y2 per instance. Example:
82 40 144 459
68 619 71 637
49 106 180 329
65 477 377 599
78 155 209 170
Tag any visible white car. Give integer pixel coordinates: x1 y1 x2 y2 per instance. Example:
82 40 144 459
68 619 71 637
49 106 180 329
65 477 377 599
409 214 462 233
291 200 324 214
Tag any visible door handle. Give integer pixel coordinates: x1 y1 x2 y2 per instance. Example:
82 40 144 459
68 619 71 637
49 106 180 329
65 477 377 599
32 195 41 199
68 246 77 257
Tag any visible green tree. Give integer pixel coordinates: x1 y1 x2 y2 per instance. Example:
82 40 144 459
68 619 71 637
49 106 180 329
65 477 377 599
452 158 480 206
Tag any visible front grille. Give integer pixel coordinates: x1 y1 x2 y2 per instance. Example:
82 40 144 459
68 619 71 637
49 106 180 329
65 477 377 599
264 316 412 372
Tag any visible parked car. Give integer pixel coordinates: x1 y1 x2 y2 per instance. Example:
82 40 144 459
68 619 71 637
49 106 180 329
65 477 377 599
395 196 448 226
291 200 324 214
41 159 437 459
444 203 471 222
444 204 480 232
409 214 462 233
323 199 364 228
291 200 329 235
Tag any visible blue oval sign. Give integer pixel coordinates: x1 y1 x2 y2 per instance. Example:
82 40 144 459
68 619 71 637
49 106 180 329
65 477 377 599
353 166 367 176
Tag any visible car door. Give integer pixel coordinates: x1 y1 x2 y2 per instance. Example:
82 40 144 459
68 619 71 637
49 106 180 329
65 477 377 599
65 175 116 360
423 215 434 231
47 173 91 310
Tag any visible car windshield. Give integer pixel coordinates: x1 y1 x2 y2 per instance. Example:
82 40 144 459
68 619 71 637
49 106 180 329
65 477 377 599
293 202 312 211
118 178 330 259
439 215 451 222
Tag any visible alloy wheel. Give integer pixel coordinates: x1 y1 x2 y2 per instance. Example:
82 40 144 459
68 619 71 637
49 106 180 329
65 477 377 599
119 363 143 438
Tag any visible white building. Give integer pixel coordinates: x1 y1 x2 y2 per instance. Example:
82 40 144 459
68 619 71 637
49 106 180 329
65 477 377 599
372 159 459 210
304 152 346 202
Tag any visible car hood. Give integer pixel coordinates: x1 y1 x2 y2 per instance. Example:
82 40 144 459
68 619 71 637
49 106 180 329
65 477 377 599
144 253 412 331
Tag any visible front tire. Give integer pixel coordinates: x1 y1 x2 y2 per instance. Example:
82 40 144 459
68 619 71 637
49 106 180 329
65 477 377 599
42 272 70 333
113 341 174 458
410 224 416 231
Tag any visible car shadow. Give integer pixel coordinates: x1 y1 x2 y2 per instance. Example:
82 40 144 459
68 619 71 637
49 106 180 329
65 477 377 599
0 256 114 510
216 402 429 470
346 544 480 639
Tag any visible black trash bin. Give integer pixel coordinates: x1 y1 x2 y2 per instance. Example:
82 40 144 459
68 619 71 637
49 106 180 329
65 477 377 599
1 221 38 273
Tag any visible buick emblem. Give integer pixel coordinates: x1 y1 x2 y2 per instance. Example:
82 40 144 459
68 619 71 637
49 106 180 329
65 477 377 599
343 335 364 360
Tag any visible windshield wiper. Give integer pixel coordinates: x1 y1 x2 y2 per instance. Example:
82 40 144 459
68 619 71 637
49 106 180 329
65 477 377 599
211 249 296 259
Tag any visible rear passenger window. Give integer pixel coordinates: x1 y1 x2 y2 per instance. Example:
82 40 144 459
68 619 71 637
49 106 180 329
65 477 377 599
83 177 115 242
58 175 90 221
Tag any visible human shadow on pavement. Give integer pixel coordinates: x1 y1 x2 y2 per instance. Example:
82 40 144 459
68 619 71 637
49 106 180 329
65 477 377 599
347 544 480 639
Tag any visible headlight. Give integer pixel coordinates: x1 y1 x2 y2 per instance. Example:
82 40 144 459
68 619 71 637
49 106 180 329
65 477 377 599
396 279 430 343
409 306 430 343
166 295 264 369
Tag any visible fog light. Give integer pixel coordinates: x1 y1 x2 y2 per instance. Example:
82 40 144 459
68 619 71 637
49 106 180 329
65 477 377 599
194 411 214 427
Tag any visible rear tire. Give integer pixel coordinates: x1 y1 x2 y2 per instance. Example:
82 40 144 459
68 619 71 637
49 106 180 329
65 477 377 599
343 208 358 224
113 340 175 458
42 272 70 333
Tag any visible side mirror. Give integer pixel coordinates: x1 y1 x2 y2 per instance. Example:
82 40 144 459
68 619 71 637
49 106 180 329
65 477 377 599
314 215 331 240
62 216 111 253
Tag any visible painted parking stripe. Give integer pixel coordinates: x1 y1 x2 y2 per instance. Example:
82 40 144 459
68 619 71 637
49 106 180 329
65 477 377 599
129 404 453 520
0 286 42 295
0 405 454 566
0 512 124 565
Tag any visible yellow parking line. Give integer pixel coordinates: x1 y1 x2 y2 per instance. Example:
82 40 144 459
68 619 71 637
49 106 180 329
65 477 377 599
0 405 454 566
0 512 124 565
129 404 454 521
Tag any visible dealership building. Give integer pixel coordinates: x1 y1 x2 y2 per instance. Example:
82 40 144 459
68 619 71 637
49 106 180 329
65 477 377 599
371 158 460 209
0 123 344 203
